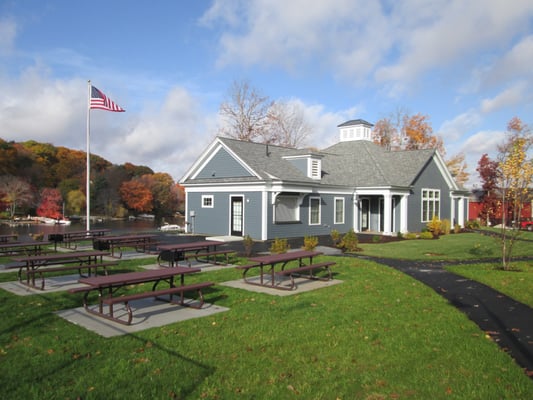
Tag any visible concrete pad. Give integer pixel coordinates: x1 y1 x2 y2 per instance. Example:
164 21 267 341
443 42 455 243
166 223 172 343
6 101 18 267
56 300 229 338
221 276 343 296
0 274 87 295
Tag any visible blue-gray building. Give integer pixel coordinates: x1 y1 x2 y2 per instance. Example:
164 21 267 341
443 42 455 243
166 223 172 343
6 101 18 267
180 120 469 240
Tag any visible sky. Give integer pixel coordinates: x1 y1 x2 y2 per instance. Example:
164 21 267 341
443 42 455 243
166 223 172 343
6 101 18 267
1 0 532 188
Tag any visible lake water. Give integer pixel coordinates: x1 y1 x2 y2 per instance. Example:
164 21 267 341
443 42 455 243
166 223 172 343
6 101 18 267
0 218 192 244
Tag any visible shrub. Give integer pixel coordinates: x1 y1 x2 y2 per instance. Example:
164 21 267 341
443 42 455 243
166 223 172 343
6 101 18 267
330 229 342 247
441 219 451 235
465 219 480 229
419 231 434 240
242 234 254 257
453 223 461 234
426 215 443 237
303 235 318 251
270 238 289 254
339 229 359 252
372 235 381 243
404 232 418 240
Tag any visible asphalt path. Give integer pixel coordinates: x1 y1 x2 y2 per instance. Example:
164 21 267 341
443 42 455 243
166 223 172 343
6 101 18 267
352 255 533 378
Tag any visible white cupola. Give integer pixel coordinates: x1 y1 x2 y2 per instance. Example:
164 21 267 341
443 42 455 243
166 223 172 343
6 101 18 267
337 119 374 142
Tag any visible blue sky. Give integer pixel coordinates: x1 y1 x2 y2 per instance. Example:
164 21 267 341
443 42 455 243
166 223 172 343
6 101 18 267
1 0 532 188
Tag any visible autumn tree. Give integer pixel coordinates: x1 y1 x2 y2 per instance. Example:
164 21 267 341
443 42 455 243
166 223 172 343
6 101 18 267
446 153 469 187
497 117 533 270
262 101 312 147
219 80 311 148
373 110 468 184
219 80 272 142
66 189 86 215
119 180 153 214
476 153 500 225
36 188 63 219
0 175 34 218
138 172 178 217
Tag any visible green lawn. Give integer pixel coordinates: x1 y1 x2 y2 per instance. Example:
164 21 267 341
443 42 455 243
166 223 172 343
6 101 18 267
358 231 532 261
1 249 532 399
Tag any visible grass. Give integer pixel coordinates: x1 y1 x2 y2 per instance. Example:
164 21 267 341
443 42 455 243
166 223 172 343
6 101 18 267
0 261 530 398
358 232 533 261
0 235 532 398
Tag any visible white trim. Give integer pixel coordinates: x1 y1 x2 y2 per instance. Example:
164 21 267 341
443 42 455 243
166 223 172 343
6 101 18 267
334 197 345 224
229 194 244 236
309 196 321 225
201 195 214 208
421 188 440 222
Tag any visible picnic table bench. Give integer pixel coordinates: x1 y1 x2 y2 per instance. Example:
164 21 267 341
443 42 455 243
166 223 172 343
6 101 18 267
238 250 334 290
157 240 234 267
48 228 111 250
13 250 114 290
93 234 159 258
70 267 213 325
0 240 49 257
0 234 18 243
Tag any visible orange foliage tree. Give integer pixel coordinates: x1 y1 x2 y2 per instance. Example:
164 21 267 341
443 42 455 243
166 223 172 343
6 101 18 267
119 180 153 214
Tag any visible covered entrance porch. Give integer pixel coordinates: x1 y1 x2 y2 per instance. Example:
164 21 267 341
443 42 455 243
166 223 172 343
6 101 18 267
353 190 409 235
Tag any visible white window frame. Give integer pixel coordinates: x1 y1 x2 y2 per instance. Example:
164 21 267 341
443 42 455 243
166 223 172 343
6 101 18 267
202 195 214 208
334 197 345 224
421 189 440 222
309 196 321 225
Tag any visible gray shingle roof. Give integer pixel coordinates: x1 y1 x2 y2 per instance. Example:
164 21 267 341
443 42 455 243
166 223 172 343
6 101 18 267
213 136 435 188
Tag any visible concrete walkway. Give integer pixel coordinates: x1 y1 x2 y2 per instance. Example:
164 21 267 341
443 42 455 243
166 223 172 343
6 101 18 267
353 255 533 377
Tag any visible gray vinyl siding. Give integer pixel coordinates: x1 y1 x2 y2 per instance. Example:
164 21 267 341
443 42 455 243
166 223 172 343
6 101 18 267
409 158 452 232
187 192 229 235
265 193 352 239
187 191 263 237
242 192 263 238
196 148 253 179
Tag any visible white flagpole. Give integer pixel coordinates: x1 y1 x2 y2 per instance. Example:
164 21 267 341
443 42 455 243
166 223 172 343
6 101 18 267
86 80 91 231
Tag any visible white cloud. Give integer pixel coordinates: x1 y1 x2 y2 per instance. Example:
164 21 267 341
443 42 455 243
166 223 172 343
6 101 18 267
458 129 505 188
480 82 528 114
98 86 214 181
438 111 481 143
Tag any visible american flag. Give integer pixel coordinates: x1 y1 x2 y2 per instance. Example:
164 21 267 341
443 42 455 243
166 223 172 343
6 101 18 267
90 86 125 112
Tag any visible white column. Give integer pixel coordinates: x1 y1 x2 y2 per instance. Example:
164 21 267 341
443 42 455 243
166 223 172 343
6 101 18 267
400 194 408 233
458 197 465 227
353 193 359 232
383 193 392 235
450 196 456 226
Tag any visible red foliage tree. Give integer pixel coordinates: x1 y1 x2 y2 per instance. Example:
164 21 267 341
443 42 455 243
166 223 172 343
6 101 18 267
36 188 63 219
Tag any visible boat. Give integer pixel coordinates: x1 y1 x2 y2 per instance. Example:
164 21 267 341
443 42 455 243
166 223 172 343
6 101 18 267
159 223 183 232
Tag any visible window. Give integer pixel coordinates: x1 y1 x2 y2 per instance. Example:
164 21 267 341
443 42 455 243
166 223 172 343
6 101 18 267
275 195 299 223
421 189 440 222
309 197 321 225
202 195 214 208
334 197 345 224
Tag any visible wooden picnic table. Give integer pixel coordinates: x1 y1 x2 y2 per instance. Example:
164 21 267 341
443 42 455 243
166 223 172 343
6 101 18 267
13 250 112 290
0 234 18 243
48 228 111 250
157 240 231 267
93 233 158 258
0 240 48 256
73 267 213 325
238 250 333 290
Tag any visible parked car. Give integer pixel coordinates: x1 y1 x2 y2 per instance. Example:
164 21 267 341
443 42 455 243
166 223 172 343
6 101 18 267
520 218 533 231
